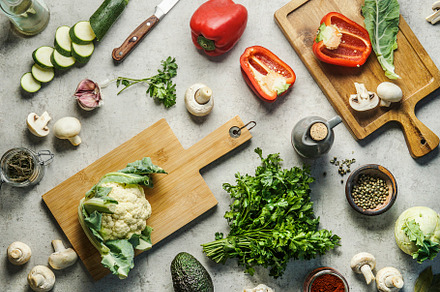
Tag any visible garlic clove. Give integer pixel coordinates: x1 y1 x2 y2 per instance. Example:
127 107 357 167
74 79 103 111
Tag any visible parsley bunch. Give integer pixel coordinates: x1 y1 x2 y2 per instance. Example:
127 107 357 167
202 148 340 278
116 57 178 108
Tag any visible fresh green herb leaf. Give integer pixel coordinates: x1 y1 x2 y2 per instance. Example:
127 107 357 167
402 219 440 263
201 148 340 278
116 57 178 108
362 0 401 79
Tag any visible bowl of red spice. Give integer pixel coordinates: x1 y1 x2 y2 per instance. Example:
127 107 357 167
345 164 397 216
303 267 349 292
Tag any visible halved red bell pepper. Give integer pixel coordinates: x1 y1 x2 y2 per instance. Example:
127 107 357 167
190 0 248 57
313 12 372 67
240 46 296 102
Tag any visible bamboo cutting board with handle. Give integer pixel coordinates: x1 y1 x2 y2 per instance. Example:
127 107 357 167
42 116 252 280
275 0 440 158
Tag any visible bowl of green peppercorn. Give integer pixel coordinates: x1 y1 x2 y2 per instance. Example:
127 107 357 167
345 164 397 215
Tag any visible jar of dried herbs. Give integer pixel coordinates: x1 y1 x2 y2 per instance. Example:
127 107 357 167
0 147 53 188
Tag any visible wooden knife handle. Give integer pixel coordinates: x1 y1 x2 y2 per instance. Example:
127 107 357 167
112 15 160 62
399 110 439 158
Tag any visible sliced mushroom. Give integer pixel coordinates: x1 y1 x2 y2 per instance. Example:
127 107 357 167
48 239 78 270
7 241 32 265
53 117 82 146
28 265 55 292
185 83 214 117
426 1 440 24
377 82 403 107
349 83 379 112
376 267 404 292
350 252 376 284
27 112 51 137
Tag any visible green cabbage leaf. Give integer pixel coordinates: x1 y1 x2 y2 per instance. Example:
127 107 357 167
362 0 401 79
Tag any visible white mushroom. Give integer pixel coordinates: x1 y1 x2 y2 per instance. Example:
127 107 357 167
350 252 376 285
27 265 55 292
349 83 379 112
53 117 82 146
244 284 275 292
7 241 32 265
426 1 440 24
376 267 404 292
185 83 214 117
27 112 51 137
377 82 403 107
48 239 78 270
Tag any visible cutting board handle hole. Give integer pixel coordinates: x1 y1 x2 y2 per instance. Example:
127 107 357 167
229 121 256 138
421 138 426 145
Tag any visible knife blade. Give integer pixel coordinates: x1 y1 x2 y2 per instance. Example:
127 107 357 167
112 0 181 62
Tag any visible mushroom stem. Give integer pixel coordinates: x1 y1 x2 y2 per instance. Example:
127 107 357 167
360 264 375 284
10 249 23 260
426 10 440 24
52 239 65 252
195 87 212 104
31 274 45 288
385 276 404 288
68 135 81 146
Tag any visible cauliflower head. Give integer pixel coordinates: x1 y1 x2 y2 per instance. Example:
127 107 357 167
100 182 152 241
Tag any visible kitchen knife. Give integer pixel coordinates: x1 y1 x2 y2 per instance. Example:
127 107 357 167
112 0 181 62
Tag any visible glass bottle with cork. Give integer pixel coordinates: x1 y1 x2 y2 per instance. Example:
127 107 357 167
0 0 49 36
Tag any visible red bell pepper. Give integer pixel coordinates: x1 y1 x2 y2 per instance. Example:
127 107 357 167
313 12 372 67
190 0 248 57
240 46 296 103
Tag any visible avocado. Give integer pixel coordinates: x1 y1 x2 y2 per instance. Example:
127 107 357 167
171 252 214 292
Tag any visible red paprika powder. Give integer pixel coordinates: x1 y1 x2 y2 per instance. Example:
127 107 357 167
310 273 346 292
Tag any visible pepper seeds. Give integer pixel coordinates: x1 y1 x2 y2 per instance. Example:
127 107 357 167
351 174 389 210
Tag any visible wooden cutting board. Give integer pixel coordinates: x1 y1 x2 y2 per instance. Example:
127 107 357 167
42 116 252 280
275 0 440 158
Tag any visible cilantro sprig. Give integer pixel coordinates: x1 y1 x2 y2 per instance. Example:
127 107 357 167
116 57 178 108
202 148 340 278
402 219 440 263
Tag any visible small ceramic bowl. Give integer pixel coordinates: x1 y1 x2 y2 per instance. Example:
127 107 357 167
345 164 397 216
303 267 349 291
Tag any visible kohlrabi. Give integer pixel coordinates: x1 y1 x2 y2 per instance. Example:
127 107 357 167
394 206 440 263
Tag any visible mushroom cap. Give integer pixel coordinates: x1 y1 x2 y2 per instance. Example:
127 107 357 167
377 82 403 103
28 265 55 292
7 241 32 265
376 267 404 291
350 252 376 272
185 83 214 117
53 117 81 139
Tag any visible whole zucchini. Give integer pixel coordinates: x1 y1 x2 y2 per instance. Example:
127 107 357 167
89 0 129 41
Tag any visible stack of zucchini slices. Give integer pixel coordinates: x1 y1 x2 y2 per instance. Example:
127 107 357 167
21 21 96 93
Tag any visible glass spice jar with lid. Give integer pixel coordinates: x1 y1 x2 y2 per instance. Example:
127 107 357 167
303 267 349 292
0 147 54 189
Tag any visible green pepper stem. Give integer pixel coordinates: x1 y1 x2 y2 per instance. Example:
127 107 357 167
197 35 216 51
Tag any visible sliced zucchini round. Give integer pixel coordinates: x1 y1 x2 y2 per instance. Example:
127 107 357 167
32 46 54 69
21 72 41 93
51 50 76 69
31 64 54 83
54 25 72 57
72 42 94 63
69 21 96 45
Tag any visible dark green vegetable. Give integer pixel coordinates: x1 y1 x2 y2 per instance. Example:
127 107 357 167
89 0 129 41
402 219 440 263
415 267 440 292
201 148 340 278
171 252 214 292
116 57 178 108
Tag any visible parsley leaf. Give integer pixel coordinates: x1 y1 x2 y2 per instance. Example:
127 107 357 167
116 57 178 108
202 148 340 278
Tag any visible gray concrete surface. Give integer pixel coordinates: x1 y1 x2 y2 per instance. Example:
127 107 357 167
1 0 439 291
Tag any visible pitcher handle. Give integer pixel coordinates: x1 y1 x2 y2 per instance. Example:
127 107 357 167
328 116 342 129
